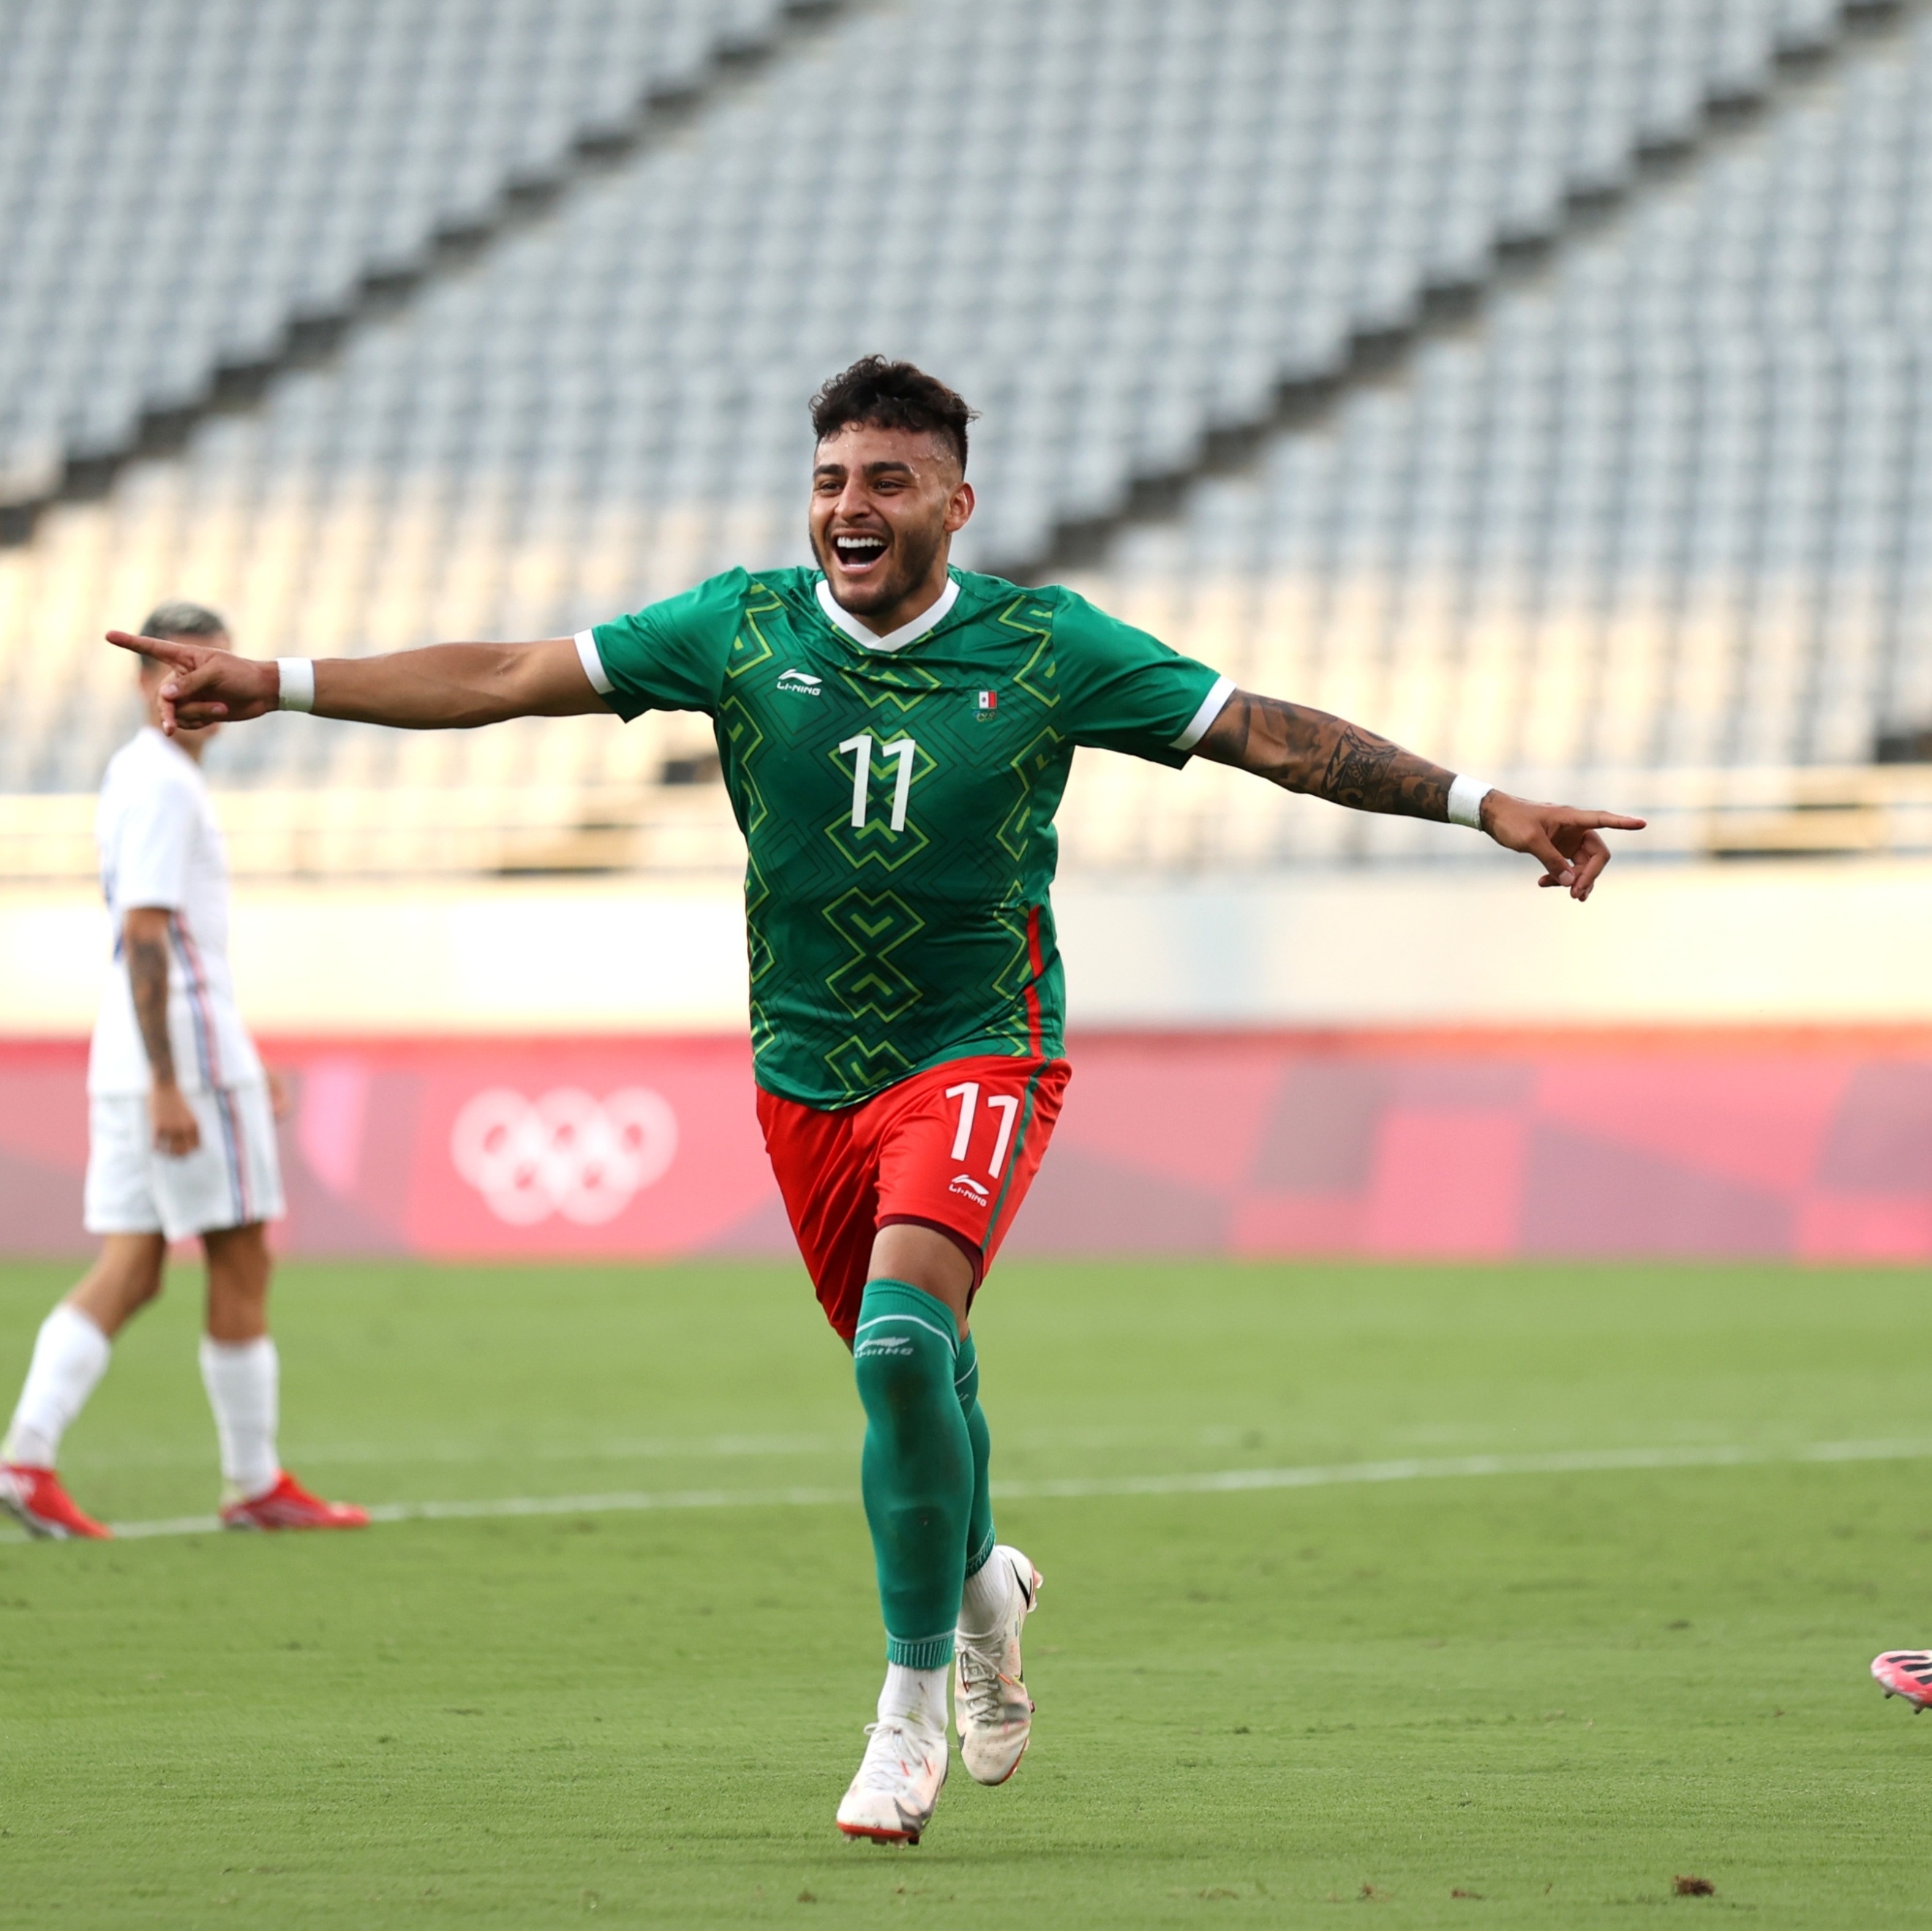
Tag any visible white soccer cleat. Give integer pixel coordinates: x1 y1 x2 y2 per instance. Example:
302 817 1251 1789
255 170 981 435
835 1717 948 1843
955 1546 1041 1785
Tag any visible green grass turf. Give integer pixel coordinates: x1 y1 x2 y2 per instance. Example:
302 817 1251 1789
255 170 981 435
3 1255 1931 1927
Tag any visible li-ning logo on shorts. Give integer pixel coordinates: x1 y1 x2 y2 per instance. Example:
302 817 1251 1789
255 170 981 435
949 1172 991 1205
776 668 822 696
450 1087 679 1226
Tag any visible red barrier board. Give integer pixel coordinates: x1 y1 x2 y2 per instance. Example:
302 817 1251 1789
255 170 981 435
4 1031 1932 1261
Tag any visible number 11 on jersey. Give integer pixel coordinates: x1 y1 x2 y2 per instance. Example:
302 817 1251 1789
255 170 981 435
946 1080 1020 1179
838 733 917 832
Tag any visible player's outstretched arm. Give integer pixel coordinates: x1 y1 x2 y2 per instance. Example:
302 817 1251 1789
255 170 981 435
105 632 606 734
1194 688 1645 901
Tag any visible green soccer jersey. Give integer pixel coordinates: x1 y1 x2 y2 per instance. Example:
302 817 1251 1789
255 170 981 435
583 565 1230 1110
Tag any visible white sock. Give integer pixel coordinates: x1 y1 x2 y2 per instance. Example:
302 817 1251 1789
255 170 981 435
3 1303 112 1468
959 1549 1016 1640
198 1335 280 1499
878 1663 949 1736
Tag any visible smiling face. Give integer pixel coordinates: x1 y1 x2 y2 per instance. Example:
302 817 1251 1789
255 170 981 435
808 422 975 635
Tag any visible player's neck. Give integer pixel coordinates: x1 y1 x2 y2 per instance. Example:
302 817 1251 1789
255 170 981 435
843 560 954 640
819 576 961 656
144 716 208 765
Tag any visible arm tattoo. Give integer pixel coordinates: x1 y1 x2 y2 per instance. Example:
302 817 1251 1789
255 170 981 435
126 925 178 1086
1195 690 1454 821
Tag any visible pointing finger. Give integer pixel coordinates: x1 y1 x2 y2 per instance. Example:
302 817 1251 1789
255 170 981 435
107 628 195 668
1557 810 1647 832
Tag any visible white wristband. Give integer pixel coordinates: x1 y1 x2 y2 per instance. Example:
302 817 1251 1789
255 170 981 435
1447 773 1495 830
276 658 315 712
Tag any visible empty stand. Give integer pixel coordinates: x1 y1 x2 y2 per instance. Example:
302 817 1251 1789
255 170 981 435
0 0 803 509
0 0 1914 878
1067 3 1932 865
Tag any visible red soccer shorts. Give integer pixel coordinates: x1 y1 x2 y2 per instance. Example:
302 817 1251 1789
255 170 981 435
757 1053 1071 1343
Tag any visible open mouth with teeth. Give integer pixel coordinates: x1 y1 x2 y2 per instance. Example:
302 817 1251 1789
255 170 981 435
832 532 888 574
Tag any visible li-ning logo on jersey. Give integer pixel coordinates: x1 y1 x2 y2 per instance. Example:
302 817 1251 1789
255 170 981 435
949 1172 991 1205
777 668 822 696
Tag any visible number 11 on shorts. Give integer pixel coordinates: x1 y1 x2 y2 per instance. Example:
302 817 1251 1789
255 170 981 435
946 1080 1019 1179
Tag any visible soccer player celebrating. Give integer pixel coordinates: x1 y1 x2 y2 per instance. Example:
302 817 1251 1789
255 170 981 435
1 603 367 1541
110 361 1641 1840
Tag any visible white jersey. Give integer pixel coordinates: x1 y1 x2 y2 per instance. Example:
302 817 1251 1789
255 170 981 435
88 727 264 1097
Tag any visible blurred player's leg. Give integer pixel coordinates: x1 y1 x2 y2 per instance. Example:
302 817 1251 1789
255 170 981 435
0 1232 166 1539
200 1219 367 1531
200 1221 280 1505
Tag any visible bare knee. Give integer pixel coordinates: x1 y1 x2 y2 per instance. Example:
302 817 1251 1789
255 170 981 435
203 1222 272 1343
67 1232 168 1339
866 1224 974 1336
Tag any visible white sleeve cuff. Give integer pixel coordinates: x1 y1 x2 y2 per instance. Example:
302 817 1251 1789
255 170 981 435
574 628 614 696
276 658 315 712
1171 674 1237 753
1448 773 1495 829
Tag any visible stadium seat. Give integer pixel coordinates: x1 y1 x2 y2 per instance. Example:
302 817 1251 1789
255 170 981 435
4 0 1922 876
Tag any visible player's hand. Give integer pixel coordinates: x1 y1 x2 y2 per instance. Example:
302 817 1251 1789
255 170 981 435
267 1069 294 1123
107 631 279 734
1480 793 1645 902
149 1081 201 1157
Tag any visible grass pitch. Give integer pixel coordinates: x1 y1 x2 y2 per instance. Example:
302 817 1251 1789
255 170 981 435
2 1255 1931 1928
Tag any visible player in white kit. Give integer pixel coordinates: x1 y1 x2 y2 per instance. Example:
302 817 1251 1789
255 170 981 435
0 603 367 1540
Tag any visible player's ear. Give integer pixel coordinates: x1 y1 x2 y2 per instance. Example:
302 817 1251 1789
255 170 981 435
944 479 975 534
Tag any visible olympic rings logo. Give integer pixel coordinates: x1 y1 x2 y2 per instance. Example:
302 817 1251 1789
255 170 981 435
450 1087 680 1227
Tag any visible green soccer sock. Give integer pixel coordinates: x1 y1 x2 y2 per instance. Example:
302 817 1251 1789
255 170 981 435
954 1329 996 1582
853 1279 971 1670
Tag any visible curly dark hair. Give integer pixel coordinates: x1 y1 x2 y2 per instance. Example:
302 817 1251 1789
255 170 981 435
809 356 978 472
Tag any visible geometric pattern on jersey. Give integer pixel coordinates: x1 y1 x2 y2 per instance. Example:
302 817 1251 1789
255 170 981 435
590 567 1224 1108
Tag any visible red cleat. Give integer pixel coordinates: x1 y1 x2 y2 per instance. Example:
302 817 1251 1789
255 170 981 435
0 1462 111 1540
1873 1651 1932 1711
220 1470 369 1532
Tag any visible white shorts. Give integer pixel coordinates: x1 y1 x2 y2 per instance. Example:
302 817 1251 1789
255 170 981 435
83 1083 286 1241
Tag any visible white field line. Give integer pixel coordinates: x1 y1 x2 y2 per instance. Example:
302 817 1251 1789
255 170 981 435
59 1422 1320 1472
47 1435 1932 1543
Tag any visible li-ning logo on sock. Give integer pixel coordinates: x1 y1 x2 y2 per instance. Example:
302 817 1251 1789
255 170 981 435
949 1173 991 1205
855 1333 917 1358
776 668 822 695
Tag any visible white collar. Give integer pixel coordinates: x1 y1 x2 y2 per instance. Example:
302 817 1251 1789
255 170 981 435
815 575 959 654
